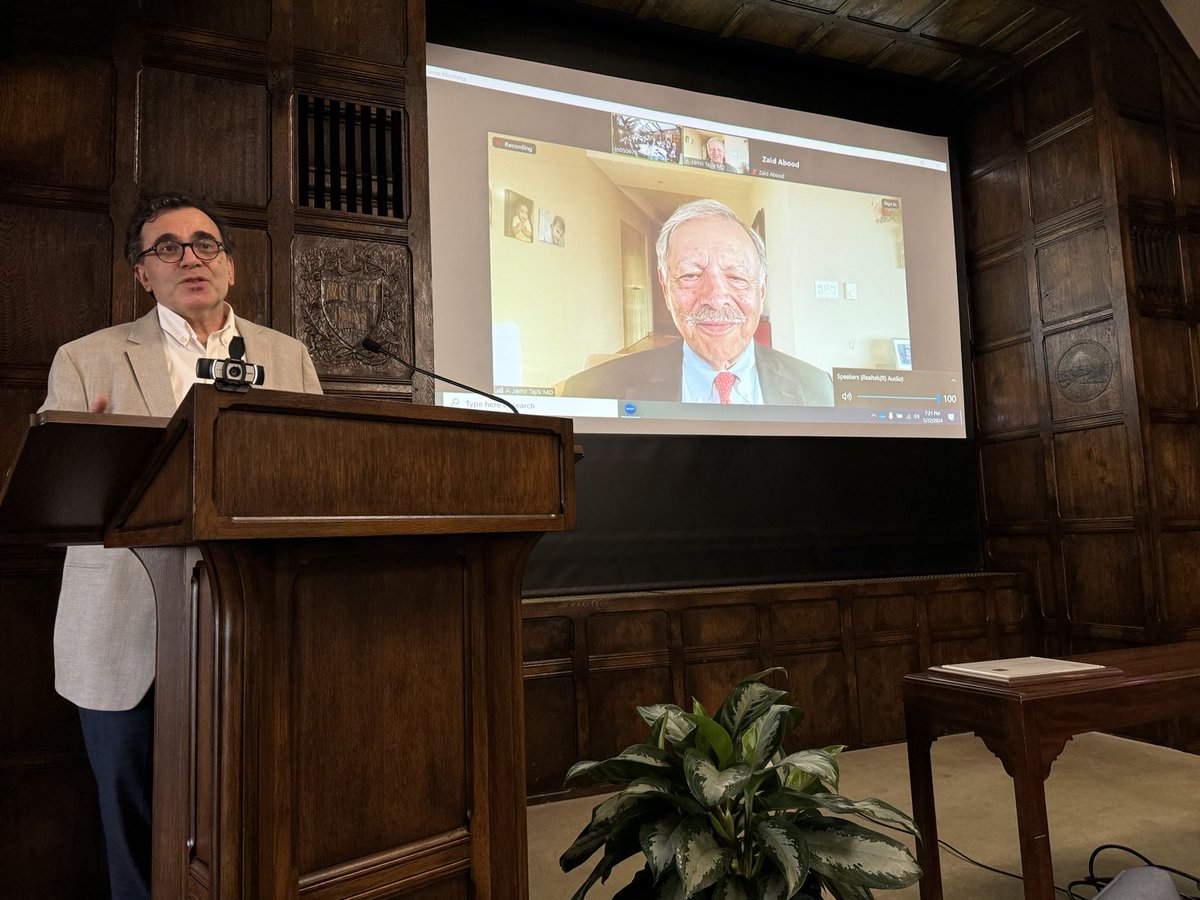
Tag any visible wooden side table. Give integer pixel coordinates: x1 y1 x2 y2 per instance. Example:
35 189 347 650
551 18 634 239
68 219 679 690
902 643 1200 900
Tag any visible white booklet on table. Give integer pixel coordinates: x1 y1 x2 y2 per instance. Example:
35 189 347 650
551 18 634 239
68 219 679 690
931 656 1121 684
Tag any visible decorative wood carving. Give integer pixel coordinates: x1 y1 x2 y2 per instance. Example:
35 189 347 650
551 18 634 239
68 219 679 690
1044 323 1123 420
1129 219 1183 307
293 234 413 379
3 0 434 895
1054 340 1114 402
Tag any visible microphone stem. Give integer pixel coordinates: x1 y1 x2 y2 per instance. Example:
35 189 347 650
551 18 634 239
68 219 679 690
362 340 519 414
410 361 520 415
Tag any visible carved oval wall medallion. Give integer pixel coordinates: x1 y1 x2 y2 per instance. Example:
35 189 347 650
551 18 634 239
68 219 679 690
1055 340 1113 402
293 235 412 378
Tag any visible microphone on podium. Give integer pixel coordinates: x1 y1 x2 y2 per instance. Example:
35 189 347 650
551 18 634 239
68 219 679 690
360 338 520 414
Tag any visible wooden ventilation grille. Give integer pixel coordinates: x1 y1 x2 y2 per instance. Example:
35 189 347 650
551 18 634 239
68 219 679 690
298 95 404 218
1130 221 1182 307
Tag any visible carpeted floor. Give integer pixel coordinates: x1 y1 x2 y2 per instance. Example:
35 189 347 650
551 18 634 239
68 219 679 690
528 731 1200 899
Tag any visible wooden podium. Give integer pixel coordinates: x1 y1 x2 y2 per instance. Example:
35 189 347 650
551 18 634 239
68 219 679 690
0 386 576 900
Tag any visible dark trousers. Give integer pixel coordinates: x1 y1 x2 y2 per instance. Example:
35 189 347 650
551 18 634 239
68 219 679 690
78 687 154 900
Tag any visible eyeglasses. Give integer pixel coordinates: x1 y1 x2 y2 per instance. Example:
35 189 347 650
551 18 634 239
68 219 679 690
136 237 225 264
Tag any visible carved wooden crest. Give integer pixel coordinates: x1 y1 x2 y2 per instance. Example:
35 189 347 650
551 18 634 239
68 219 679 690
1055 340 1113 402
293 235 412 378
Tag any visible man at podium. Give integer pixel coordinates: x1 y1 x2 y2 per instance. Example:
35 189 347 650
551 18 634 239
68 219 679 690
39 193 323 900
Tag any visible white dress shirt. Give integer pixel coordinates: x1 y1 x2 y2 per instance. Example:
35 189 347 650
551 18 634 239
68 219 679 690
155 302 241 406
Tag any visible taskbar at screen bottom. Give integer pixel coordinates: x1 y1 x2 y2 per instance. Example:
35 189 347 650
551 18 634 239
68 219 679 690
437 389 965 430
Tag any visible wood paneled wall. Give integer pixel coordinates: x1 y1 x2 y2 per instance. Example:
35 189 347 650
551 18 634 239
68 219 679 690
0 1 428 895
8 0 1200 894
966 0 1200 677
520 573 1034 800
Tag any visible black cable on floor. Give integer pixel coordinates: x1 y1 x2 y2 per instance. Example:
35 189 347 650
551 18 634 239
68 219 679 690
875 820 1199 899
1061 844 1200 900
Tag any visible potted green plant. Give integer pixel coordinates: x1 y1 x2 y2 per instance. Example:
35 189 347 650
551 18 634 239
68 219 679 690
560 668 921 899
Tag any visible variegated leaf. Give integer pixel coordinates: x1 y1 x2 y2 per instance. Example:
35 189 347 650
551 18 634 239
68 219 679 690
561 793 654 871
566 744 675 785
777 748 841 792
804 816 921 889
675 815 733 898
758 870 789 900
655 871 687 900
810 792 920 838
759 787 822 814
569 822 645 900
715 679 787 739
640 816 684 881
639 704 698 745
753 815 810 897
683 749 751 808
820 876 875 900
739 704 796 771
686 710 735 769
625 777 704 815
712 874 751 900
737 666 788 686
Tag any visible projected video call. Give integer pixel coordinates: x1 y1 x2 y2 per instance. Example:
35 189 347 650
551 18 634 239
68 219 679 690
427 47 966 438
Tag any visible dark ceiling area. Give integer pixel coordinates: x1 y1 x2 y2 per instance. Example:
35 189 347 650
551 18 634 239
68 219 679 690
429 0 1093 105
547 0 1092 92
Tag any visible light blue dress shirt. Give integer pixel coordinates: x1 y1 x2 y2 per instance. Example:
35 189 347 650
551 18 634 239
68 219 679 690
681 340 763 403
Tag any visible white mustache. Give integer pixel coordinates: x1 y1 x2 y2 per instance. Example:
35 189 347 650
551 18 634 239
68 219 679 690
683 306 748 327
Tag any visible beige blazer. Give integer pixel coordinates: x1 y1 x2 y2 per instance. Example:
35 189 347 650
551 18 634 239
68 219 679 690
40 308 323 710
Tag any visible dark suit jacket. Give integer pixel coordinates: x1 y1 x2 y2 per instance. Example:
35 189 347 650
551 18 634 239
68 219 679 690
561 342 835 406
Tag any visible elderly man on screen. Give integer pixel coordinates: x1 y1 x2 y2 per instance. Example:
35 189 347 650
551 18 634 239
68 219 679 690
39 192 322 900
563 198 834 406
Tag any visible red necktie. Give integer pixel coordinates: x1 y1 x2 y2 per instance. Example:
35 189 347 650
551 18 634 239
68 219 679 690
713 371 738 403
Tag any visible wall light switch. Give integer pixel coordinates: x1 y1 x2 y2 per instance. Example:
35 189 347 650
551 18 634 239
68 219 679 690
815 279 839 299
844 282 858 300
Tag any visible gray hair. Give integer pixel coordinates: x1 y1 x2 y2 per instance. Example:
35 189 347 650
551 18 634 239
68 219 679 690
655 198 766 286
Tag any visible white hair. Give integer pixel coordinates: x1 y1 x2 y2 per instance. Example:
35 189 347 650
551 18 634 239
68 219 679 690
655 199 766 286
